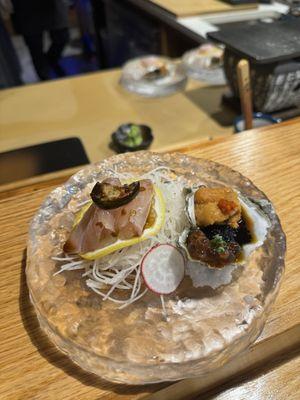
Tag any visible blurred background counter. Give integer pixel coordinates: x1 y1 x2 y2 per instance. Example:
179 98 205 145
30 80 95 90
0 1 291 86
0 69 234 162
92 0 288 68
1 1 299 182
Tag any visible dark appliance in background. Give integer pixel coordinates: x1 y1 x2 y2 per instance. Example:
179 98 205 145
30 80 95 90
91 0 160 68
208 19 300 115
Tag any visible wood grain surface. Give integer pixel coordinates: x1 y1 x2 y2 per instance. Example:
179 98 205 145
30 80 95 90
148 0 257 17
202 351 300 400
0 70 234 164
0 119 299 399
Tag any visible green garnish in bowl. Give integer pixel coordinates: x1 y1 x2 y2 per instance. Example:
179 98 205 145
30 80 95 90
112 123 153 153
123 124 143 147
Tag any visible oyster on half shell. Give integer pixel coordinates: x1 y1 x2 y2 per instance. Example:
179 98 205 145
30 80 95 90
179 188 270 269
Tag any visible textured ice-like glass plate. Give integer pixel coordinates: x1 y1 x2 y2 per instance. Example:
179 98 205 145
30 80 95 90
120 56 187 97
182 46 226 85
26 152 285 384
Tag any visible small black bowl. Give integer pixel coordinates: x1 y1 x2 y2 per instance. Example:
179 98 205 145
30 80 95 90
111 123 153 153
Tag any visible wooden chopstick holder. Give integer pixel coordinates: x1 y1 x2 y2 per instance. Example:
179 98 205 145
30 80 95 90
237 59 253 130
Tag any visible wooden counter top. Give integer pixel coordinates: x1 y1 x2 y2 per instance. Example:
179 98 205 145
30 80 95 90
0 70 234 164
202 350 300 400
0 118 299 399
146 0 257 17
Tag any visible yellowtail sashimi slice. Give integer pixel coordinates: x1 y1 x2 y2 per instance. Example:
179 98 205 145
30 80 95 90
141 244 185 295
80 185 165 260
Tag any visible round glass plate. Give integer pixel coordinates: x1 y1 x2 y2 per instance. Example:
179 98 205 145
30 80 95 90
182 45 226 85
119 55 187 97
26 152 285 384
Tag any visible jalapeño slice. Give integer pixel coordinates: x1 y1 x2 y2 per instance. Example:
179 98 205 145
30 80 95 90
90 181 140 209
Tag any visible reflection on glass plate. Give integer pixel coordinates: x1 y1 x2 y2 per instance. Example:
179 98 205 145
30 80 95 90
120 55 187 97
26 152 285 384
182 44 226 85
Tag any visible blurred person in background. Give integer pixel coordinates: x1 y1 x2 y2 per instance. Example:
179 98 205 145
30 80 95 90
74 0 95 57
0 0 22 88
11 0 70 80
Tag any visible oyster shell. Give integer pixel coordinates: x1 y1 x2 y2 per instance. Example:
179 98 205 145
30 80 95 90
185 189 197 226
179 190 270 268
184 186 203 226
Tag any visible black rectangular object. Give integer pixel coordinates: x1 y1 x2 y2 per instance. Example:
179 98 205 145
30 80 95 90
222 0 257 4
208 19 300 64
0 137 89 185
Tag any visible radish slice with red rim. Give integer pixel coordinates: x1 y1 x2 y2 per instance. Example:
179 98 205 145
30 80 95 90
141 244 185 295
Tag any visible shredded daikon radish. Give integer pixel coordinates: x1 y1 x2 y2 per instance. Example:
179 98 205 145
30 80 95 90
76 199 91 208
52 256 76 261
160 295 168 320
53 168 188 308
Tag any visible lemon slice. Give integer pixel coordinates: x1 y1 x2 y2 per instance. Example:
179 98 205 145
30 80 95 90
73 201 93 227
75 185 165 260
